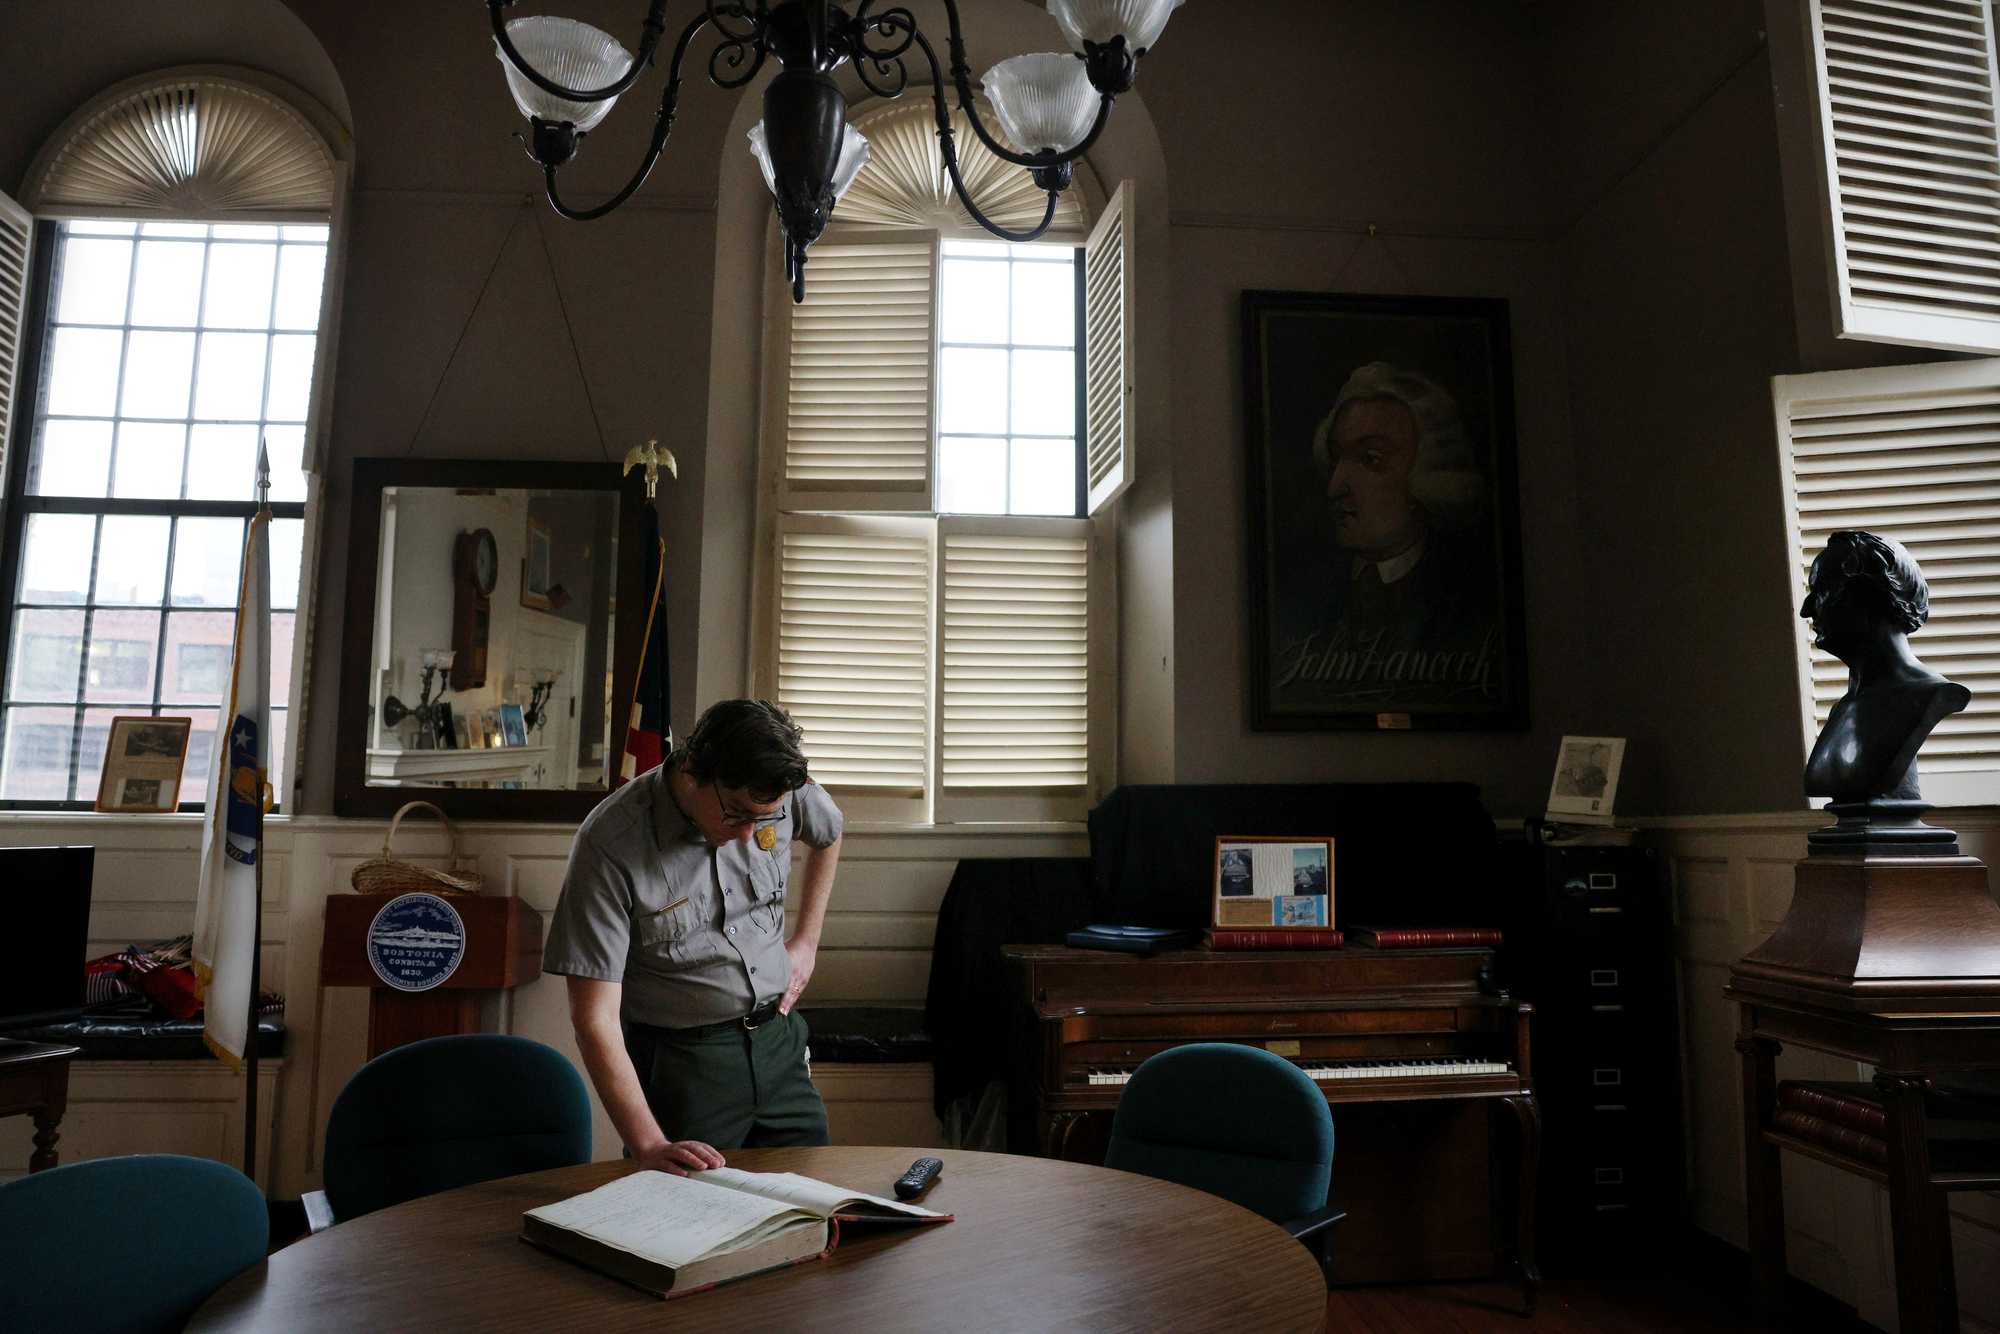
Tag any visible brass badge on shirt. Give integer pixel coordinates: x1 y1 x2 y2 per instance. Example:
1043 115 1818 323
756 825 777 851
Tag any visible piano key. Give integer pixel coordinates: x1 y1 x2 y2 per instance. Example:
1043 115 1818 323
1082 1056 1513 1087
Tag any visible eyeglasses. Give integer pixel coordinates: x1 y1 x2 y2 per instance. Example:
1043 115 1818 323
710 781 786 831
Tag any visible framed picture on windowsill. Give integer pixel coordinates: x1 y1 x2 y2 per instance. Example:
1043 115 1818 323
522 515 554 612
1213 835 1336 929
94 716 192 813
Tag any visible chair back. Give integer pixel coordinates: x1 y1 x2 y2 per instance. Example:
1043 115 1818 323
323 1033 591 1221
1103 1043 1333 1222
0 1153 268 1334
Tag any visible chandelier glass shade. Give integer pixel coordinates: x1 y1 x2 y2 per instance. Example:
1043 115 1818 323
486 0 1184 301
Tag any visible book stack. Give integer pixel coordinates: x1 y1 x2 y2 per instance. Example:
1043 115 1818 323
1770 1080 2000 1171
1349 926 1503 949
1206 928 1343 951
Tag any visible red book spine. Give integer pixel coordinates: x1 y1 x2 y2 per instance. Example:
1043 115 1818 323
1777 1083 1889 1136
1772 1108 1887 1164
1358 928 1503 948
1208 929 1345 950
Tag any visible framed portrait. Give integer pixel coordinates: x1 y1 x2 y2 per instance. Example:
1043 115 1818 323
1547 735 1627 825
94 716 192 813
522 515 554 612
1213 835 1336 929
500 703 529 748
1243 291 1528 730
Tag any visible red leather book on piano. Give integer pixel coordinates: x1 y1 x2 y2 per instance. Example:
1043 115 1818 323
1207 928 1344 950
1777 1081 1888 1137
1349 926 1503 949
1770 1108 1887 1164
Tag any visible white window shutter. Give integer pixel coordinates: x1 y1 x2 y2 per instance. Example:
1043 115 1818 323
1776 357 2000 805
1807 0 2000 353
933 516 1092 823
772 513 934 807
0 190 30 503
771 228 938 512
1083 181 1135 514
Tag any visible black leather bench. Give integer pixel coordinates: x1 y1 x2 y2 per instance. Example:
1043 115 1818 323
796 1007 930 1064
4 1016 286 1060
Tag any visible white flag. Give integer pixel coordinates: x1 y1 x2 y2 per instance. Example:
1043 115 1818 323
192 512 270 1071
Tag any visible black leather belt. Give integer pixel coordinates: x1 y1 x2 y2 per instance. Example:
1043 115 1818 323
741 997 782 1030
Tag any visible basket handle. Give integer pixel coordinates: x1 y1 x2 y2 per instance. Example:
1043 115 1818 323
383 800 460 863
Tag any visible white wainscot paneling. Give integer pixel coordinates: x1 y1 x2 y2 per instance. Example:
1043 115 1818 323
1647 809 2000 1331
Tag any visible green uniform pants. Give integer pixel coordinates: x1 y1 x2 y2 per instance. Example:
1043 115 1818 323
624 1009 830 1149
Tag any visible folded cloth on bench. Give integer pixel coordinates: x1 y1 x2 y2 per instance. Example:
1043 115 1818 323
3 1016 287 1061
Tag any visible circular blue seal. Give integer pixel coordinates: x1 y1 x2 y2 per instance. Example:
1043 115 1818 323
365 892 467 992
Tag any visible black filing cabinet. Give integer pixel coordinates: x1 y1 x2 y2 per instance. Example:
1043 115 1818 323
1504 844 1683 1274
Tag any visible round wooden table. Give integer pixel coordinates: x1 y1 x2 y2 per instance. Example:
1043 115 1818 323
189 1146 1325 1332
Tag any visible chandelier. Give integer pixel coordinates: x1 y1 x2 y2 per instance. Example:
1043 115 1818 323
489 0 1184 301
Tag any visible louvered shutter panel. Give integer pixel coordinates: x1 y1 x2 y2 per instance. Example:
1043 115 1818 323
0 191 31 507
1778 358 2000 804
1084 182 1135 513
772 228 938 511
773 514 933 798
1808 0 2000 353
934 517 1092 822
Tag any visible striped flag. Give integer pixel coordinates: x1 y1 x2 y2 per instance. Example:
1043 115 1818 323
618 500 671 786
191 509 270 1070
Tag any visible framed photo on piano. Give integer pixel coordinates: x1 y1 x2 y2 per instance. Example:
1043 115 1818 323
1213 835 1336 929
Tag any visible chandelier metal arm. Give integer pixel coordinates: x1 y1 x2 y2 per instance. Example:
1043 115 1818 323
488 0 673 105
542 10 719 222
904 24 1060 243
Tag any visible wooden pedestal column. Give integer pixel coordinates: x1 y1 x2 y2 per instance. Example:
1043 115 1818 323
321 893 543 1059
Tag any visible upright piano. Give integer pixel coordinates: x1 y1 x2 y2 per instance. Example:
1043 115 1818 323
1004 941 1539 1306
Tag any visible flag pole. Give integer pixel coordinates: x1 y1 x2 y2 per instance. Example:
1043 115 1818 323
243 442 271 1185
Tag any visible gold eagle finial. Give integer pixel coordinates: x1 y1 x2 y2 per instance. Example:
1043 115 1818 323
622 438 678 500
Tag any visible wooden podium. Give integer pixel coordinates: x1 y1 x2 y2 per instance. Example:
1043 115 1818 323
322 893 543 1059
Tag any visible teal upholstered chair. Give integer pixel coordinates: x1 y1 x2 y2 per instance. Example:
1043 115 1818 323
317 1034 591 1224
0 1153 268 1334
1103 1043 1344 1279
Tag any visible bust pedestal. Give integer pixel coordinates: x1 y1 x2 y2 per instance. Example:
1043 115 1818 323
1727 854 2000 1333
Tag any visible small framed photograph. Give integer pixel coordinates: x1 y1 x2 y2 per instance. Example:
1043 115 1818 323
1547 735 1626 825
522 515 554 611
94 716 192 813
1213 835 1336 929
500 703 528 748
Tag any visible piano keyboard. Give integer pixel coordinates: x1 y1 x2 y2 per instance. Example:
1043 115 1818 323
1085 1056 1513 1086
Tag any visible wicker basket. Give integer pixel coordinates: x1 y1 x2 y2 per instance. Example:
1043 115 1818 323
350 801 484 895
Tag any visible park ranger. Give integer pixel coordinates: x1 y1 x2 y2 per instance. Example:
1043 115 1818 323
545 699 842 1172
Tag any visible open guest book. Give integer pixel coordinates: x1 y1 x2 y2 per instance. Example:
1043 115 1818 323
521 1167 951 1298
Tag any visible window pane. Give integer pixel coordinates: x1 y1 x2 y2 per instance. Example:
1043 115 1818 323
274 245 326 329
111 421 186 499
272 611 296 707
120 330 196 417
8 610 84 701
943 239 1009 259
283 224 330 242
212 224 279 240
1010 437 1077 516
46 327 123 416
0 707 78 801
1011 349 1076 436
78 708 118 802
84 609 161 703
142 222 206 238
20 515 95 604
69 221 135 237
129 240 205 327
55 237 132 324
262 424 308 503
941 258 1009 344
30 420 112 496
94 515 171 603
271 519 304 611
1011 259 1076 346
162 707 218 805
266 335 315 421
162 613 236 703
268 707 289 808
202 243 277 328
193 332 268 419
171 518 244 607
938 436 1007 514
940 347 1009 434
184 423 260 501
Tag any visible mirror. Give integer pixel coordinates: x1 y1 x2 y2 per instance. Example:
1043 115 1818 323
335 459 646 819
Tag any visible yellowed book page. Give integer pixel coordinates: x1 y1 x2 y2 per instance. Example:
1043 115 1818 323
693 1168 944 1219
525 1171 810 1268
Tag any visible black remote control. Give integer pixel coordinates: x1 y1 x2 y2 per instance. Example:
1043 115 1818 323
893 1156 943 1200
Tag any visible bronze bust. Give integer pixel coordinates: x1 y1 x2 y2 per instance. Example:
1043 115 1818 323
1800 530 1969 854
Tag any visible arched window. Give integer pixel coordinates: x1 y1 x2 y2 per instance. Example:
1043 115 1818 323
0 67 349 810
755 96 1133 824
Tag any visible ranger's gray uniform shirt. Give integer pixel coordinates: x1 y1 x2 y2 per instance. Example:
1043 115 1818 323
543 766 844 1028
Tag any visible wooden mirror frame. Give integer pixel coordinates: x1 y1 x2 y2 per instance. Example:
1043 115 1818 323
333 457 648 820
